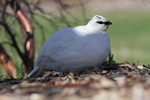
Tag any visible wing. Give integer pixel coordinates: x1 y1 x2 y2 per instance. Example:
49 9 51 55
34 27 79 67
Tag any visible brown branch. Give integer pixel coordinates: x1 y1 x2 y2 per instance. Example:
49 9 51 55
0 21 4 25
0 0 33 74
2 20 33 73
1 0 9 22
9 0 34 73
0 0 17 78
0 43 17 78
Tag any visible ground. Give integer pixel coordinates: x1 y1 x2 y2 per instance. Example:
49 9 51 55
0 61 150 100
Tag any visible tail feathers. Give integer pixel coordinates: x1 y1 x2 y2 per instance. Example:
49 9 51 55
27 67 39 78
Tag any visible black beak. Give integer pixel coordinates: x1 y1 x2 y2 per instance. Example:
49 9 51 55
105 21 112 25
97 21 112 25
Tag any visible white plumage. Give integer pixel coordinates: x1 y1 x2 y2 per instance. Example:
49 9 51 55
28 15 112 77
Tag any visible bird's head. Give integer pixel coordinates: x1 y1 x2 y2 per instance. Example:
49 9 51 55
87 15 112 31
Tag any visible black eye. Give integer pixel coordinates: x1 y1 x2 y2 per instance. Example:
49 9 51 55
97 21 104 24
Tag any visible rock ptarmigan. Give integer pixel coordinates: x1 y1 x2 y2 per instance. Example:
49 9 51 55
28 15 112 77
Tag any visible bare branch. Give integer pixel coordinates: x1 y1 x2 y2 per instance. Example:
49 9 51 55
1 0 10 22
9 0 34 73
0 43 17 78
0 21 4 25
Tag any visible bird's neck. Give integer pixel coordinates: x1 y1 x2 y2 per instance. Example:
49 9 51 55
85 24 106 33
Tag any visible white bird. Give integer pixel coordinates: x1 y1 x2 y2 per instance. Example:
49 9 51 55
28 15 112 77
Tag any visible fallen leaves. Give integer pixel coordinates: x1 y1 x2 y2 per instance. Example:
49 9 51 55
0 61 150 100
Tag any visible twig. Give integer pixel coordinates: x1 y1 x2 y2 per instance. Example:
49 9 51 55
1 0 33 74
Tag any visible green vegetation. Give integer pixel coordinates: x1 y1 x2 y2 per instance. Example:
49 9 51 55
107 52 114 63
16 61 24 78
106 12 150 65
0 12 150 78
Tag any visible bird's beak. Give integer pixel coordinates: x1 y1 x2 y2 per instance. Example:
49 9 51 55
105 21 112 25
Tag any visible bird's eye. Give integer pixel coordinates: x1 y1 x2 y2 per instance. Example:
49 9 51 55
97 21 103 24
